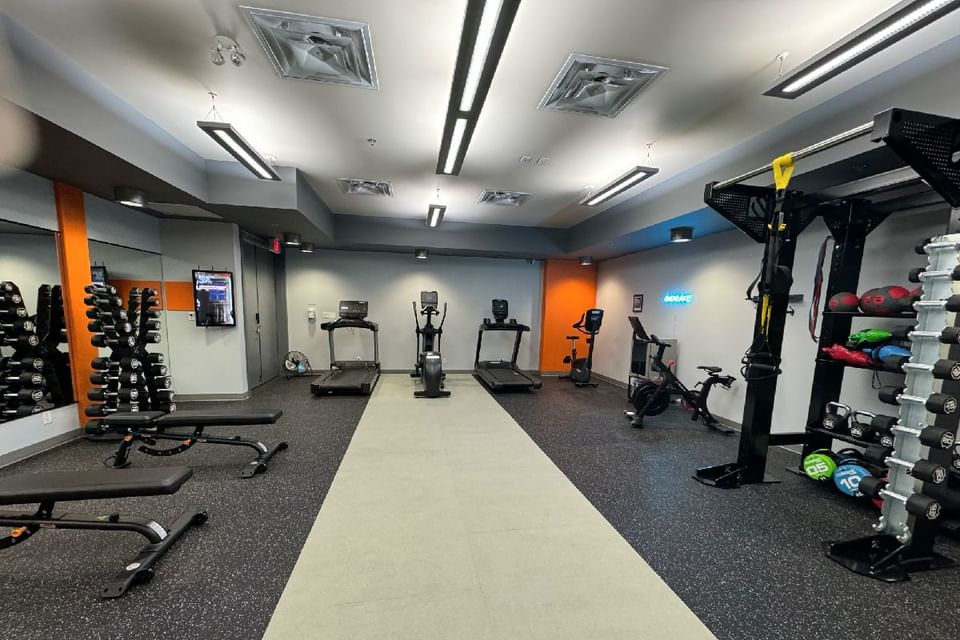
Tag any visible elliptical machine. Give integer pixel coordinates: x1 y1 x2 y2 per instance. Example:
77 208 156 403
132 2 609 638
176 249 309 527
625 316 735 433
562 308 604 387
411 291 449 398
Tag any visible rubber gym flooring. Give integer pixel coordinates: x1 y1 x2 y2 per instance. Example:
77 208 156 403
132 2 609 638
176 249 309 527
493 378 960 640
2 375 960 639
0 376 367 640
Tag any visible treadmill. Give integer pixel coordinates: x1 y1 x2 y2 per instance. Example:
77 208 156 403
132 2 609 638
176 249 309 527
310 300 380 395
474 299 541 391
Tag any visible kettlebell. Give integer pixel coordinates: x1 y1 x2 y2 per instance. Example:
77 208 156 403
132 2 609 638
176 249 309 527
822 402 852 432
848 410 873 440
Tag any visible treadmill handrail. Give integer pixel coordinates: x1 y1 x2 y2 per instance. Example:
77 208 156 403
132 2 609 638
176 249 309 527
479 320 531 332
321 318 379 331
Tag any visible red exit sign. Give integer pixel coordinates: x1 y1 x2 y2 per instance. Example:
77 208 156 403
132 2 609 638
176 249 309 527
269 238 282 254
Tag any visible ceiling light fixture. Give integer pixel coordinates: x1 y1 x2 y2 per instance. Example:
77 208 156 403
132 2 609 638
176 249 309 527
765 0 960 98
415 248 429 260
579 256 593 266
670 226 694 243
283 232 302 246
299 242 315 253
114 187 147 208
198 120 281 181
426 204 446 228
580 166 659 207
436 0 521 176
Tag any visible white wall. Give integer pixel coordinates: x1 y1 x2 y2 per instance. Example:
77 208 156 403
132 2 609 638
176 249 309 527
595 208 949 433
0 169 57 231
0 232 60 310
85 193 162 253
159 219 248 397
285 250 543 372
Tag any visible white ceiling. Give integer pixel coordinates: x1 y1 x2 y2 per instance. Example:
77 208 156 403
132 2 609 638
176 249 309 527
2 0 957 228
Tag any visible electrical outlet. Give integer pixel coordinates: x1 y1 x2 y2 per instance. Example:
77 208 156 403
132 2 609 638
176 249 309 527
42 411 52 425
442 358 448 365
187 311 195 321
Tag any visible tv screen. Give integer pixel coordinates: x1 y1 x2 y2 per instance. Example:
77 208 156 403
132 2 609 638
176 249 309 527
90 265 108 284
192 270 236 327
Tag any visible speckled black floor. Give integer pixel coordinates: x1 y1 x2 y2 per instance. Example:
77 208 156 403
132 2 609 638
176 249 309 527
0 377 366 640
493 378 960 640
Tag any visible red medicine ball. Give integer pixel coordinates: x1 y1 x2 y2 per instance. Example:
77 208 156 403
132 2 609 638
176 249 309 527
859 286 911 315
828 292 859 312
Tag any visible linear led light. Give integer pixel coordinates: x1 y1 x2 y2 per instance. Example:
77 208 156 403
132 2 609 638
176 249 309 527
436 0 521 176
766 0 960 99
114 187 147 208
415 248 429 260
580 166 659 207
426 204 447 227
197 120 281 180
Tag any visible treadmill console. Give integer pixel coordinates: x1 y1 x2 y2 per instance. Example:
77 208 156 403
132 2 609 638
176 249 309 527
491 299 509 323
420 290 439 310
339 300 369 319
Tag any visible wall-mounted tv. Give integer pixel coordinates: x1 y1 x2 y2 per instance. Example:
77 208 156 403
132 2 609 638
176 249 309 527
90 265 108 284
192 270 236 327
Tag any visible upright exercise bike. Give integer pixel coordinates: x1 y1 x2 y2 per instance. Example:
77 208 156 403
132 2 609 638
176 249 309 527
625 316 735 433
411 291 450 398
562 308 604 387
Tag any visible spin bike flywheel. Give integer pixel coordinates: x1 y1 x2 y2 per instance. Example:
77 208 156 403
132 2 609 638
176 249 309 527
631 380 670 416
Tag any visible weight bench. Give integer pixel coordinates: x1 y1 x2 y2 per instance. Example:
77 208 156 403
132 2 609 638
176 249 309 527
0 467 205 598
97 410 287 478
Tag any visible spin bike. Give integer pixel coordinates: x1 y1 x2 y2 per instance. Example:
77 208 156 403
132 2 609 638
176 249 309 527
625 317 735 433
562 308 604 387
411 291 449 398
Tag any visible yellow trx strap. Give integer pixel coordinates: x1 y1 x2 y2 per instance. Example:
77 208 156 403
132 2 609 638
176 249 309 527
772 153 795 191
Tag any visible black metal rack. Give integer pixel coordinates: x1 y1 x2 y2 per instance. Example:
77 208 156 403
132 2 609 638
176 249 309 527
695 108 960 490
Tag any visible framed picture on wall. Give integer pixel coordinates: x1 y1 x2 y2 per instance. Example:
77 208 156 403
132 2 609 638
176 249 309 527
633 294 644 313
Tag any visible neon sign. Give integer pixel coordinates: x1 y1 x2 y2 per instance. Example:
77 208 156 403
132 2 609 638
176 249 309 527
662 292 693 305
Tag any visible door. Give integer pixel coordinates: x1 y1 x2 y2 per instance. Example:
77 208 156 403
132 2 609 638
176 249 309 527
241 242 281 389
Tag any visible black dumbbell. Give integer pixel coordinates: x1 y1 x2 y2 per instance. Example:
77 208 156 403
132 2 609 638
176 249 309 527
91 334 137 348
148 364 167 377
86 308 128 321
859 476 941 520
0 292 23 305
141 332 162 344
140 310 161 320
142 320 162 332
0 281 20 293
879 385 957 414
3 372 45 388
890 422 957 450
1 406 42 419
863 445 948 483
84 284 117 295
909 265 960 283
1 357 44 372
2 388 44 403
882 357 960 381
87 320 134 334
84 403 139 417
0 318 35 333
2 334 40 348
821 402 853 432
0 305 27 319
89 371 140 386
150 376 172 390
915 295 960 313
146 353 164 365
87 388 140 402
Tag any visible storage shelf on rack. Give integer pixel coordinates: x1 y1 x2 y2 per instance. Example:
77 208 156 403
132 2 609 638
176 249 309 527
822 311 917 319
814 358 904 373
806 426 871 447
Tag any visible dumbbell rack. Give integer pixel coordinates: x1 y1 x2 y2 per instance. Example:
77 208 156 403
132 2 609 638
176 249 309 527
827 234 960 580
0 281 72 422
84 284 174 429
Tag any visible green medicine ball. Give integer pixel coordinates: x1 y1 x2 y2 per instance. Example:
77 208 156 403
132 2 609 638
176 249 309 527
803 450 837 481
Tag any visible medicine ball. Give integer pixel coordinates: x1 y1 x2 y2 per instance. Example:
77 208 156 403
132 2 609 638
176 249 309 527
828 292 859 312
859 286 910 315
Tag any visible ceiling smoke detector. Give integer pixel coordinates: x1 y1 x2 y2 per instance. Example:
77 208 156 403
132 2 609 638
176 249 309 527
336 178 394 197
241 6 378 89
539 53 668 118
477 190 532 207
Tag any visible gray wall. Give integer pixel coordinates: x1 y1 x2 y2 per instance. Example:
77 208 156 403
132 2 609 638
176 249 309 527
594 207 949 433
285 250 543 372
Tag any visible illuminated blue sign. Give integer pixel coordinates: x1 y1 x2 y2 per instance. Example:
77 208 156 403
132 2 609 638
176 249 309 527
662 292 693 305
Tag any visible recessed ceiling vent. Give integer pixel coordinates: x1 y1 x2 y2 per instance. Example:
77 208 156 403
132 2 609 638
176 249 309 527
337 178 394 197
478 190 532 207
241 6 378 89
539 53 668 118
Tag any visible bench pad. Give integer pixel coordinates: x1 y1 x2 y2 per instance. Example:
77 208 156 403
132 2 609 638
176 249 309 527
155 410 283 427
101 412 166 427
0 467 192 505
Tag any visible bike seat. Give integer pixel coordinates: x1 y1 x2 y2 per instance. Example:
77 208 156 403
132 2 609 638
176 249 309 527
698 365 722 373
565 335 580 340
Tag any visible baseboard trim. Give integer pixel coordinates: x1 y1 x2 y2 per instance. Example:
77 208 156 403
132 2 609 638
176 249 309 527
0 430 82 469
175 391 251 402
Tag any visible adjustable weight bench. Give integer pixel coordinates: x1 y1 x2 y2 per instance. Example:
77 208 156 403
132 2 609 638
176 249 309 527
97 410 287 478
0 467 205 598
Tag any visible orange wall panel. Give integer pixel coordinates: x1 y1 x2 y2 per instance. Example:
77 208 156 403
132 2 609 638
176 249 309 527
539 259 597 373
54 182 98 423
162 281 195 312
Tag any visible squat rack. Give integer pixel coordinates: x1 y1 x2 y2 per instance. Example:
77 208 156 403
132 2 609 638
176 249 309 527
695 107 960 490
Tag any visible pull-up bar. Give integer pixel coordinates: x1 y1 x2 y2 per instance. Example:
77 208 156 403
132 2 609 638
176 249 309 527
714 122 875 190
